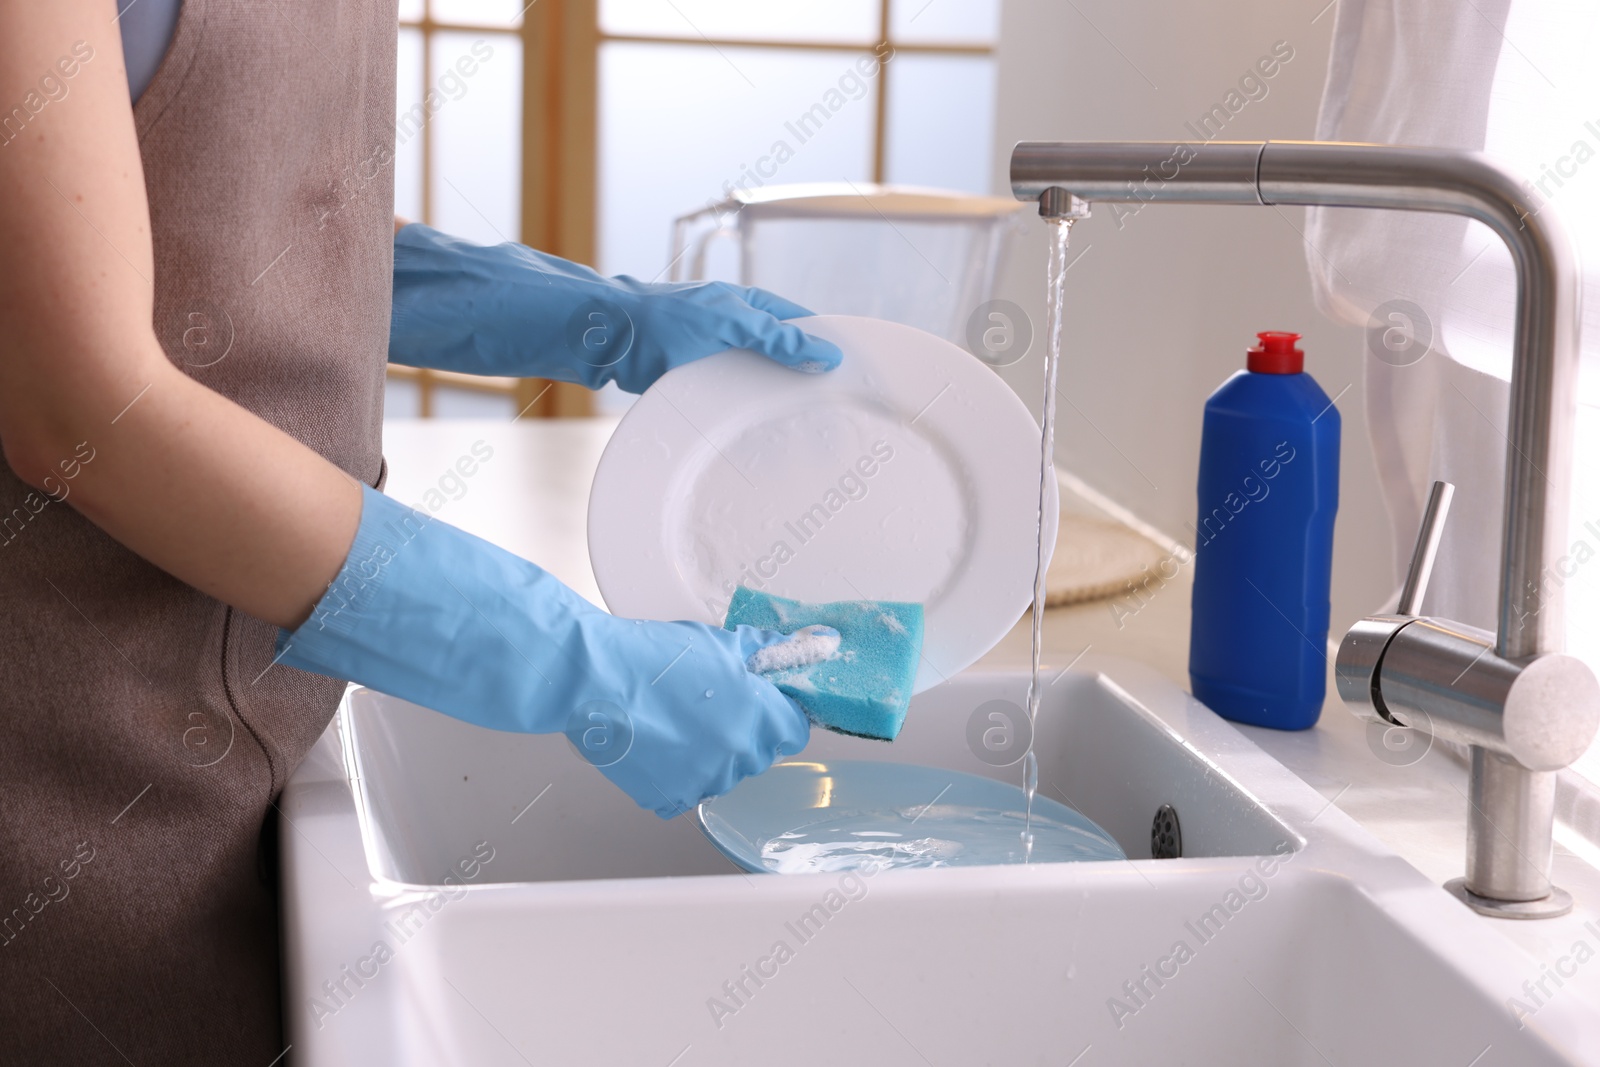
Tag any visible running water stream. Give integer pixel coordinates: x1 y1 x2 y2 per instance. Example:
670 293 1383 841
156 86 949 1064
1021 218 1076 861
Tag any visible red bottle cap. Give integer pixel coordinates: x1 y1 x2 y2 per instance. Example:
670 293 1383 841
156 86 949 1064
1247 331 1304 375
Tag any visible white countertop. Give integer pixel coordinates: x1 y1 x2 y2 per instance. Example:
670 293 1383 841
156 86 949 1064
382 417 1600 969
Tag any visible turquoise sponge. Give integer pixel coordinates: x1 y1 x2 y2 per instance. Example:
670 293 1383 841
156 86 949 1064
723 587 925 741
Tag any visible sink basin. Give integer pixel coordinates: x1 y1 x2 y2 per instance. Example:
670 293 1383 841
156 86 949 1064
280 655 1600 1065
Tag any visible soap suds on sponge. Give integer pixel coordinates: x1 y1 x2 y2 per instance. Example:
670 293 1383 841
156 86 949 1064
725 587 925 741
746 624 841 674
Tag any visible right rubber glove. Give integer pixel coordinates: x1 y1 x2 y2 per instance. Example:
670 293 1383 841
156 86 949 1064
276 486 811 818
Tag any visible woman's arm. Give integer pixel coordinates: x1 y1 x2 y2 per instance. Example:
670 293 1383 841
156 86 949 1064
0 0 360 629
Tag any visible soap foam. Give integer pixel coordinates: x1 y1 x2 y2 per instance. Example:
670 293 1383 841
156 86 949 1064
724 587 925 741
746 625 841 675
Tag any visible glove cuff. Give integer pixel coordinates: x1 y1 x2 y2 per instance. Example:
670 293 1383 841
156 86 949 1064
274 485 591 732
389 222 623 389
283 487 415 647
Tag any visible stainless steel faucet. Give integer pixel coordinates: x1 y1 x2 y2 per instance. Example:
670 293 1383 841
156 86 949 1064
1010 140 1600 918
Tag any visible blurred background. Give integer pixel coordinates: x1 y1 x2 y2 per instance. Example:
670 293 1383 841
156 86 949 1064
381 0 1392 633
386 0 1002 417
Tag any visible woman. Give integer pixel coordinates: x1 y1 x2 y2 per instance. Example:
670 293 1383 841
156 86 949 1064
0 1 839 1060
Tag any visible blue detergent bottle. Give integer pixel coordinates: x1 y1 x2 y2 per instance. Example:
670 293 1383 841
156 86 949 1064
1188 331 1339 730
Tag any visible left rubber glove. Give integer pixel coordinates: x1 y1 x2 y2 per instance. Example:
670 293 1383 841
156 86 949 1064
389 222 843 394
275 486 812 818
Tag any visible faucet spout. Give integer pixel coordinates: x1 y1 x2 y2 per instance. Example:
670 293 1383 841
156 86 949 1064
1015 140 1579 654
1010 139 1599 918
1035 187 1091 221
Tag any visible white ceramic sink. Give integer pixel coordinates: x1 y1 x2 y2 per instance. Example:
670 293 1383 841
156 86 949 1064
280 656 1600 1065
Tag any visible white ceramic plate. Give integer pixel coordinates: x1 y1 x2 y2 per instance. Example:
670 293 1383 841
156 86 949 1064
587 314 1056 693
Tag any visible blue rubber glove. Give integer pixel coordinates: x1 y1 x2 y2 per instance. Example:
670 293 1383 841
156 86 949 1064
389 223 843 394
276 487 812 817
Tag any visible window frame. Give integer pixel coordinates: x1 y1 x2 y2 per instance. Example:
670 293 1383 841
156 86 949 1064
391 0 997 418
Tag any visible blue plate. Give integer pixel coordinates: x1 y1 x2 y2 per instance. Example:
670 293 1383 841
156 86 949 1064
697 759 1125 874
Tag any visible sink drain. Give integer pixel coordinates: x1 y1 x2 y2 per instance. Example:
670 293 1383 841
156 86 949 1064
1150 804 1182 859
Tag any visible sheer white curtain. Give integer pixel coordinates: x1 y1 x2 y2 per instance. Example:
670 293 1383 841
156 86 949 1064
1308 0 1600 779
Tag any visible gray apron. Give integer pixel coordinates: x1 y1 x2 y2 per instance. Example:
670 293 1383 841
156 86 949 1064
0 0 394 1059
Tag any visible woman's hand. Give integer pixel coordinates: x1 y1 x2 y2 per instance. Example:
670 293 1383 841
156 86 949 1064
280 487 812 816
387 222 843 394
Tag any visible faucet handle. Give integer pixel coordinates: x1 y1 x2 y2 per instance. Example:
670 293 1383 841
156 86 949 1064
1398 481 1454 616
1336 479 1454 726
